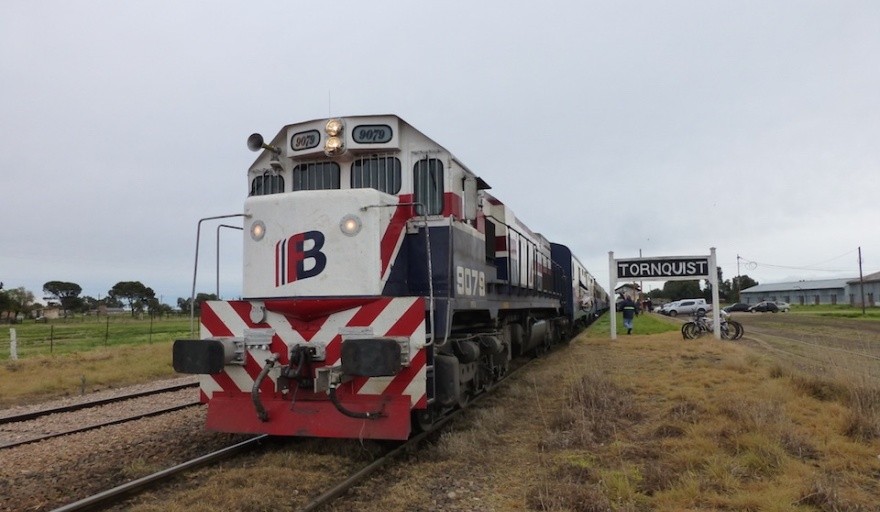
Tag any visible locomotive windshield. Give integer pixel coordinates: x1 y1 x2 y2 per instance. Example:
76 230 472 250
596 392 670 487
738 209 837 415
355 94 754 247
351 156 401 194
292 162 340 191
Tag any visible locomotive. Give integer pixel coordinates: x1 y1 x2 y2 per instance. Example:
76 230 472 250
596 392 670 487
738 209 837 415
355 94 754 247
173 115 608 440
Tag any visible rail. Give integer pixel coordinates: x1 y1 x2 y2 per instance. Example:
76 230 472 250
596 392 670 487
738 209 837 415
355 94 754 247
50 435 269 512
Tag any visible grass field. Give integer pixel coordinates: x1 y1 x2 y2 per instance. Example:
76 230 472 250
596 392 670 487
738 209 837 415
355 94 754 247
122 311 880 512
0 316 190 405
584 310 681 337
1 305 876 407
789 304 880 319
0 316 192 360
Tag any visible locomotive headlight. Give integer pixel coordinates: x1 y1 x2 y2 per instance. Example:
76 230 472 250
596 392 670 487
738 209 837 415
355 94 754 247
250 220 266 241
325 119 343 136
324 119 345 156
339 214 362 236
324 136 344 156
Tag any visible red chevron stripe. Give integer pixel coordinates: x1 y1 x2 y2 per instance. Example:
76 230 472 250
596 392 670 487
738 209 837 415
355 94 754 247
200 303 234 337
348 297 393 326
323 297 394 364
244 351 275 394
385 298 425 337
380 194 413 277
351 298 425 394
210 369 243 395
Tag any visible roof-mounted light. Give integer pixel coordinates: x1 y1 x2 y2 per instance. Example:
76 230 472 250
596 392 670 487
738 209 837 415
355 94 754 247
325 119 344 137
324 136 344 156
323 119 345 156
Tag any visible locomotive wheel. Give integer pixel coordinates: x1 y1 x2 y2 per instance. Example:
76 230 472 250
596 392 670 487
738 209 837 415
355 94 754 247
413 409 436 432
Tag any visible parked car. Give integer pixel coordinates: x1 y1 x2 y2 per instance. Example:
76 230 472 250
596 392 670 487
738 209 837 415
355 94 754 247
749 301 779 313
658 301 680 315
773 301 791 312
722 303 751 313
665 298 711 317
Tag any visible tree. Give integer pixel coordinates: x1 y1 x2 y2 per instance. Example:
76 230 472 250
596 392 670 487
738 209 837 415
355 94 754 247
730 275 759 302
2 287 35 322
662 280 702 300
80 295 99 312
178 293 219 316
704 267 729 302
108 281 156 316
43 281 83 317
146 297 173 317
102 295 124 309
0 289 11 321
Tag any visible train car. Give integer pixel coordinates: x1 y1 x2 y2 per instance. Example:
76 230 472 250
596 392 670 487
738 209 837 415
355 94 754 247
173 115 603 440
550 243 608 327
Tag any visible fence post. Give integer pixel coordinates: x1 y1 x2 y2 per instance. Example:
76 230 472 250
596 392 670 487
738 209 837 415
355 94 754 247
105 316 110 345
9 328 17 361
50 325 54 354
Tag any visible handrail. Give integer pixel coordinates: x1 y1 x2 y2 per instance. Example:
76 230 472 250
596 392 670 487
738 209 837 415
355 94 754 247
189 214 249 337
216 224 243 298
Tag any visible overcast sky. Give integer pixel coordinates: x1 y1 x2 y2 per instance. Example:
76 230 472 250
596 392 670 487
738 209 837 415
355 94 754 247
2 1 878 305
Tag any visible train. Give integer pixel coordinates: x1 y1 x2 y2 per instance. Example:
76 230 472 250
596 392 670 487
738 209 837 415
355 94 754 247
173 115 608 440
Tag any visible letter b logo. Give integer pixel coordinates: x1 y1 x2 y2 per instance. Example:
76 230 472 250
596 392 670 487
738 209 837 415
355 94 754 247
275 230 327 286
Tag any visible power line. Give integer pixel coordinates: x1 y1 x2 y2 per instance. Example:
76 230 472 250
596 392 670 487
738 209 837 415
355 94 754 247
737 255 850 273
803 248 859 268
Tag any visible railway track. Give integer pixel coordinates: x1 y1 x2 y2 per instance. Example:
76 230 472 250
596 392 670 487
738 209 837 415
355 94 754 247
45 350 542 512
49 435 269 512
0 381 198 425
298 354 539 511
0 381 201 450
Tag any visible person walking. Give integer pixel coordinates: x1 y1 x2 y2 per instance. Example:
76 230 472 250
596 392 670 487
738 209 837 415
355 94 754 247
621 295 637 335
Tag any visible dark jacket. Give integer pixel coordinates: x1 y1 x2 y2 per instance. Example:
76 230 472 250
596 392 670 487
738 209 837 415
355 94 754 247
621 299 637 320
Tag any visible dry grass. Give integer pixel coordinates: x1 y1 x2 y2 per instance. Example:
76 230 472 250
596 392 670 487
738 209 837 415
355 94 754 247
0 341 177 405
101 327 880 512
529 332 880 511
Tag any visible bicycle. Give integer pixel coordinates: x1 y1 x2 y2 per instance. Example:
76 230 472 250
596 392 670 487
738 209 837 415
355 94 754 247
681 311 743 340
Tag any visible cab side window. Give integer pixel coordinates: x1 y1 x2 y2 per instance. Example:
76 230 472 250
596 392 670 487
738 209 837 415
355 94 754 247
250 172 285 196
413 157 443 215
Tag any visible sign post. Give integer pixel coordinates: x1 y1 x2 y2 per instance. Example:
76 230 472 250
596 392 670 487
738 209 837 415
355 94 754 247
609 248 720 340
9 328 18 361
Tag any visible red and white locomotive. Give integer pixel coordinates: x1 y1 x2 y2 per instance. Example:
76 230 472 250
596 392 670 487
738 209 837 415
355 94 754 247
173 115 607 440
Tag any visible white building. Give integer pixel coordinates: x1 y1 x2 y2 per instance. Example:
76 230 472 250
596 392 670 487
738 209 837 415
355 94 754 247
740 274 877 307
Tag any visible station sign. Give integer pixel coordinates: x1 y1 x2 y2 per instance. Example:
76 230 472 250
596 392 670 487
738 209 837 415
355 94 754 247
616 257 710 280
608 248 720 340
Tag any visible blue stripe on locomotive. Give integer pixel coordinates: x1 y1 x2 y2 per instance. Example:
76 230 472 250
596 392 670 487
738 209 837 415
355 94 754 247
384 225 562 338
550 243 576 320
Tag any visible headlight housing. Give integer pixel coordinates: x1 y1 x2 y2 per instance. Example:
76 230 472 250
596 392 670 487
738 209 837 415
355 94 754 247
339 214 362 236
250 220 266 241
324 119 345 156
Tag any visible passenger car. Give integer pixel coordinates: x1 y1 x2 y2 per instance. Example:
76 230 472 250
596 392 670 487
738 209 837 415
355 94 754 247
722 303 750 313
774 301 791 312
665 298 711 317
749 301 779 313
658 301 680 315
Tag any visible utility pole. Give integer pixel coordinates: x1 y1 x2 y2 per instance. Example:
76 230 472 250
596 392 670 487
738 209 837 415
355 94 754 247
858 246 866 316
736 254 741 302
